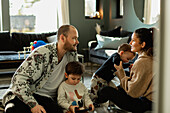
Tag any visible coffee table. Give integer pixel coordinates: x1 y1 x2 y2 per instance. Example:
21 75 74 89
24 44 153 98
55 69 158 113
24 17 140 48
0 51 29 69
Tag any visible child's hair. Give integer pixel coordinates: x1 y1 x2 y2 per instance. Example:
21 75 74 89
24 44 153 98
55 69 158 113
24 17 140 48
118 43 135 56
65 61 85 76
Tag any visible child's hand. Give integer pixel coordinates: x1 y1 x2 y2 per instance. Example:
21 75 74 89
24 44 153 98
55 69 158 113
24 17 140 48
129 64 133 71
114 61 123 71
69 105 79 113
89 104 94 111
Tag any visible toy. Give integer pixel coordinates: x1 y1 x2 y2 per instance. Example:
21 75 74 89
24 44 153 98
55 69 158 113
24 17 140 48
70 101 92 113
30 40 46 51
75 106 92 113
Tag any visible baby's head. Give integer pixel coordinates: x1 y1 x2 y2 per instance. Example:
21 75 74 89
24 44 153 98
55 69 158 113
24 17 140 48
118 43 136 63
65 61 85 85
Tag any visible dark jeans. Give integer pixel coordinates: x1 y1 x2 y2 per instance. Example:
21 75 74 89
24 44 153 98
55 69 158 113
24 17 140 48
95 86 152 113
5 94 63 113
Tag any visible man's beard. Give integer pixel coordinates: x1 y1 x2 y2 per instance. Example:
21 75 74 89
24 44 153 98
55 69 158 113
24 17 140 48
64 41 77 52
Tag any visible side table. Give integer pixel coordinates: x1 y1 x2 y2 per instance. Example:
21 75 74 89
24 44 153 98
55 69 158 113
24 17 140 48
77 54 84 83
18 46 31 59
78 54 84 64
82 48 90 66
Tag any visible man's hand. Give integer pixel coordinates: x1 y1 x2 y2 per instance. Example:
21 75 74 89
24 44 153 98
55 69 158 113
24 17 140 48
31 105 46 113
114 61 123 71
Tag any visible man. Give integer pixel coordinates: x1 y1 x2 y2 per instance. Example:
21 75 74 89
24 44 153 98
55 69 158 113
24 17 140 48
3 25 79 113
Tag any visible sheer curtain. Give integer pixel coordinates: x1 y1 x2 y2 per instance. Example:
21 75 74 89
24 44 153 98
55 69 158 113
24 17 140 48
143 0 160 24
143 0 152 24
57 0 70 27
0 0 2 31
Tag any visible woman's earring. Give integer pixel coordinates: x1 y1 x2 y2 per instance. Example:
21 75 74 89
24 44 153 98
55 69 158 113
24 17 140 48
141 42 146 48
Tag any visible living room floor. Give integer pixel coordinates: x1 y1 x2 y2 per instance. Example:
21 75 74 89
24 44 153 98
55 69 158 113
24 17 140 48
0 63 128 113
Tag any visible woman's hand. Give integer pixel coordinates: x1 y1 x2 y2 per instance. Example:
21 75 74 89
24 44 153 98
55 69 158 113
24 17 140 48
69 105 79 113
114 61 123 71
31 105 46 113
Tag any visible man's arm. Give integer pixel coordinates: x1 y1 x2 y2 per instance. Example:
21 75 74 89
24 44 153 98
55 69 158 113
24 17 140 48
11 49 48 109
31 105 46 113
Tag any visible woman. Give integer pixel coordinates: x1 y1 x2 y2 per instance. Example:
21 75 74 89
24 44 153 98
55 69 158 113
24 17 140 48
95 28 155 113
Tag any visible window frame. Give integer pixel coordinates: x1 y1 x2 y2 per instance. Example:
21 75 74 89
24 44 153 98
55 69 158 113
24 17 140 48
116 0 123 18
85 0 101 19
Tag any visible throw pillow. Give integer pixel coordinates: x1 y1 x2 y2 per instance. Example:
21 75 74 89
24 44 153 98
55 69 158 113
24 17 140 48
94 34 129 50
100 26 121 37
0 31 11 51
47 35 57 43
11 31 57 51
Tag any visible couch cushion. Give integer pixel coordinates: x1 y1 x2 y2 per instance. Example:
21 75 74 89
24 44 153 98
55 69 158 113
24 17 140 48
120 30 133 43
0 31 12 51
47 35 57 43
11 31 57 51
90 48 118 59
94 34 129 50
89 48 118 64
120 30 133 37
100 26 121 37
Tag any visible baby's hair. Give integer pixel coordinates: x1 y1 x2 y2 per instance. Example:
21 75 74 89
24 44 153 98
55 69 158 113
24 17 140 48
65 61 85 76
118 43 135 55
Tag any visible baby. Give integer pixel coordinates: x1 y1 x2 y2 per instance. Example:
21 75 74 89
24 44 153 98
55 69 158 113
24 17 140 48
90 43 136 101
58 61 94 113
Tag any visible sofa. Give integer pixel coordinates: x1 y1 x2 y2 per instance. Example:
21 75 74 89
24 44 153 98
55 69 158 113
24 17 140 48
88 26 133 65
0 31 57 69
0 31 57 51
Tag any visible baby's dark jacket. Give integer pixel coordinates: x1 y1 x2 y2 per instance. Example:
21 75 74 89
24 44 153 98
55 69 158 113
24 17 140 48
95 53 130 82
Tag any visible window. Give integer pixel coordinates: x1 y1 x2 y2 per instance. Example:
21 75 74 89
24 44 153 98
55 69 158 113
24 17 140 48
116 0 123 18
0 1 2 31
111 0 123 19
119 0 123 17
85 0 101 19
9 0 58 33
143 0 160 24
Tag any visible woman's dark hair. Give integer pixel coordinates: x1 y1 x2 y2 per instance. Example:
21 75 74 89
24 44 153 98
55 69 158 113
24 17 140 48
135 28 154 56
65 61 85 76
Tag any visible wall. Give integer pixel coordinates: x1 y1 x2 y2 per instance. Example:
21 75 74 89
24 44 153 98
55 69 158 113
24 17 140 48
109 0 157 31
69 0 104 54
1 0 159 52
133 0 144 22
1 0 10 31
1 0 159 53
69 0 159 54
158 0 170 112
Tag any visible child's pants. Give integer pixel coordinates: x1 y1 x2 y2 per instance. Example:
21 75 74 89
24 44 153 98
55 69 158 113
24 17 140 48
90 74 117 101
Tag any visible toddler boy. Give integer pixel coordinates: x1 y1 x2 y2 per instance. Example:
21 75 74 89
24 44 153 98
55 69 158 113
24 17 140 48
58 61 94 113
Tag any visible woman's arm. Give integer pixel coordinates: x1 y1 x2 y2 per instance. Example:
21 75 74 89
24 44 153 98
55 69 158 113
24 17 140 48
115 58 153 98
